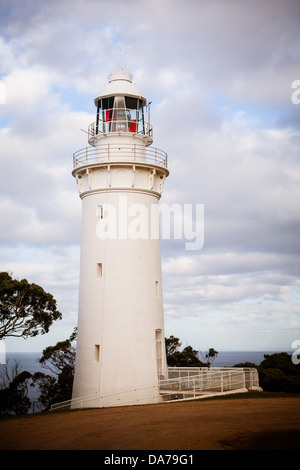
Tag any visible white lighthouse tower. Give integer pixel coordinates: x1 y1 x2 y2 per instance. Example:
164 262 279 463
71 70 169 408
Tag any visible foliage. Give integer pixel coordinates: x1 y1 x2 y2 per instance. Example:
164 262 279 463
31 372 63 410
234 352 300 393
39 328 76 375
258 353 300 393
165 335 182 356
260 352 297 374
0 271 62 340
0 360 32 417
165 336 205 367
32 329 77 410
201 348 219 367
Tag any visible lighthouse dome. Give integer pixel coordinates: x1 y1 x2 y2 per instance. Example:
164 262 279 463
96 70 146 102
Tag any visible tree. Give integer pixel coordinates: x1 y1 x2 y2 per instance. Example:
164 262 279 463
32 329 77 409
201 348 219 367
260 352 297 375
234 352 300 393
0 360 32 417
165 336 204 367
38 328 76 375
32 372 61 411
165 335 182 356
258 352 300 393
0 271 62 340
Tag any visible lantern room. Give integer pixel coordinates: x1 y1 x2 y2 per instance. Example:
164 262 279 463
88 71 152 143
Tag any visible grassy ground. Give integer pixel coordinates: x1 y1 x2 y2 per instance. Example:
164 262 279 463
0 392 299 450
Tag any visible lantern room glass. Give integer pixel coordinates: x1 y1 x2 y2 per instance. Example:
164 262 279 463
95 95 146 135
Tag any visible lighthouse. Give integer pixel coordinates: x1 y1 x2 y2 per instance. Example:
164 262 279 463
71 71 169 408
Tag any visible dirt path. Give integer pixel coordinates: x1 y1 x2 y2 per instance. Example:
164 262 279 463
0 396 300 450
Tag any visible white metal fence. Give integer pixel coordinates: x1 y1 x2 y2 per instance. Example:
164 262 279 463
167 367 259 390
159 367 256 400
50 367 260 411
50 386 161 412
73 143 168 169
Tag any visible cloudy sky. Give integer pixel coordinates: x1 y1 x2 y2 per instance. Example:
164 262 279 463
1 0 300 354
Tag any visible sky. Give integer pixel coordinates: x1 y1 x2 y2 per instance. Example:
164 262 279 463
0 0 300 354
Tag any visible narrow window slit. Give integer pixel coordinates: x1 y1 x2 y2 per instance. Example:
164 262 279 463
94 344 100 363
97 263 102 278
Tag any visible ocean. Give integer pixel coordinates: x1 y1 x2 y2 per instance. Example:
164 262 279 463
212 350 284 367
3 350 286 373
0 350 291 413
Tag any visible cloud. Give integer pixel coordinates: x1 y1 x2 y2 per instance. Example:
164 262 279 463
0 0 300 352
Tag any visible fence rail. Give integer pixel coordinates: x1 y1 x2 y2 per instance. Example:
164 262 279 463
73 143 168 169
166 367 260 392
50 367 260 411
50 386 160 412
160 368 247 396
88 113 153 138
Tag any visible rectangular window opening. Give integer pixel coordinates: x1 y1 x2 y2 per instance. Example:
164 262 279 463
94 344 100 363
97 263 102 279
155 280 159 299
97 204 103 219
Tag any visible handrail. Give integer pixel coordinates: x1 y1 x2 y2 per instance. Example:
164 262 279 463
89 107 152 137
50 367 259 411
73 143 168 169
159 369 246 392
50 393 99 411
89 121 152 138
51 385 160 411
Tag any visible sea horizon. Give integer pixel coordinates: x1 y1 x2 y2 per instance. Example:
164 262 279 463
1 349 293 413
3 349 293 370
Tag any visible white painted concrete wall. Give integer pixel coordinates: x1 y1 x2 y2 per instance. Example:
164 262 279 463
71 72 169 407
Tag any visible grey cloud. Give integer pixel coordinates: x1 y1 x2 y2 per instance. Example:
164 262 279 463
1 0 300 351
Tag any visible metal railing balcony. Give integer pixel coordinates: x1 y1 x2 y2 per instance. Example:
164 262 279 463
73 143 168 169
88 107 152 137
